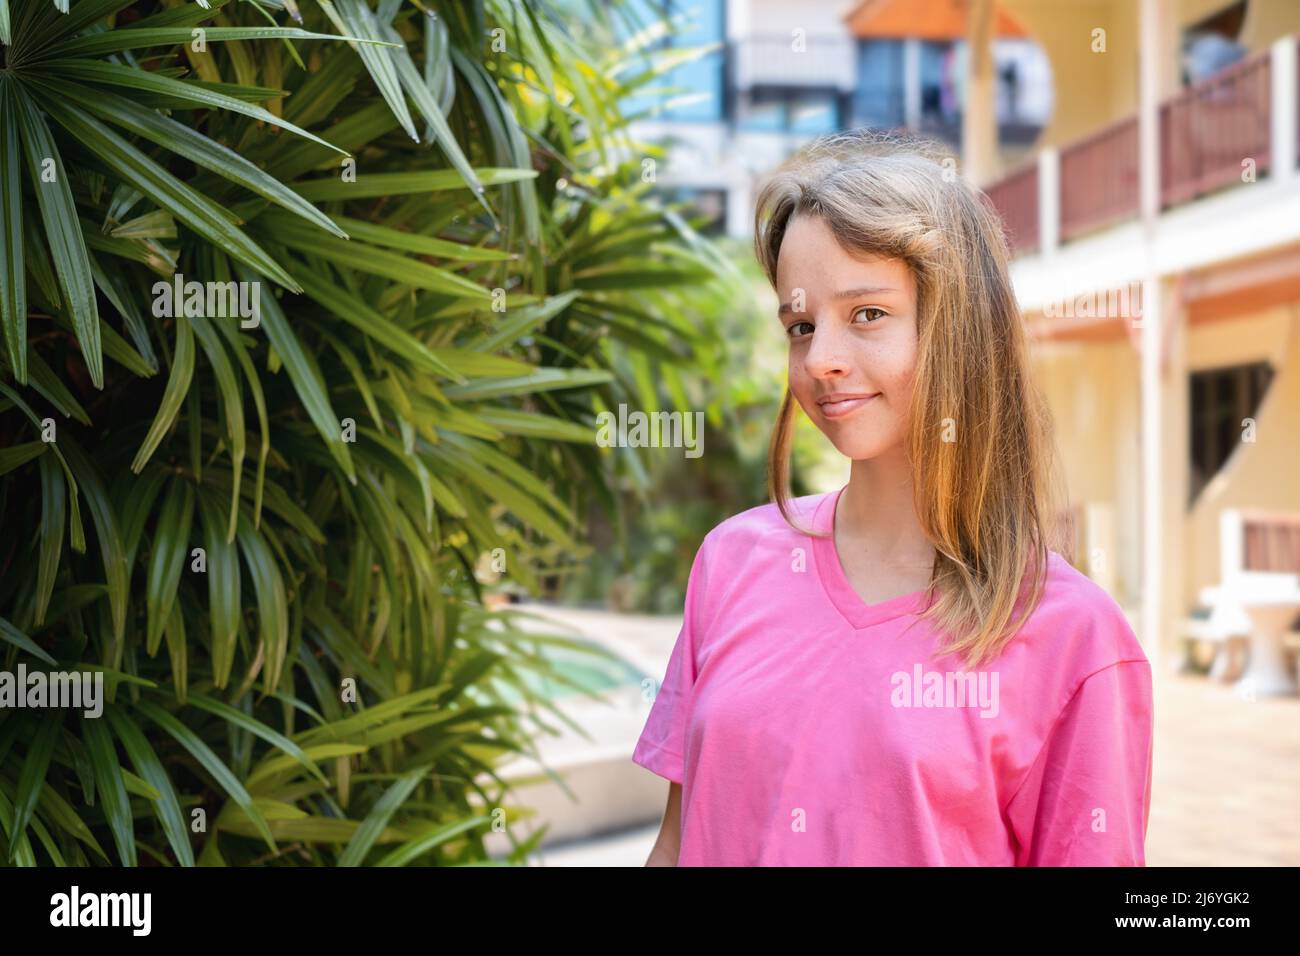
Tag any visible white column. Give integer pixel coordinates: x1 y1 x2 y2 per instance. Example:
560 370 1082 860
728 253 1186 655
903 38 922 131
1271 36 1297 184
1220 509 1245 582
961 0 998 185
1138 3 1163 223
1138 0 1169 671
1037 147 1060 256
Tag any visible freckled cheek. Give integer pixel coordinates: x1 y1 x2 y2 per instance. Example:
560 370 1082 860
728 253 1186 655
787 361 812 408
874 342 919 401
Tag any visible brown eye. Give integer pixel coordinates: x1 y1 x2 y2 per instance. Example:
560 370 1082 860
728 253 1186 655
852 306 886 324
787 321 814 338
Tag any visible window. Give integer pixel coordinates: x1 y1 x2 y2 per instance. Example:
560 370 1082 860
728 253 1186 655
737 90 841 133
853 39 904 129
1189 361 1274 503
621 0 726 122
658 187 726 236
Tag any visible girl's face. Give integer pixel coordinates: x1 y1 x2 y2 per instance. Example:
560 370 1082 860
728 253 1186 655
775 213 920 462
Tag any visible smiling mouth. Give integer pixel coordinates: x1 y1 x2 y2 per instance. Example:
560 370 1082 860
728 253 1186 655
819 394 880 417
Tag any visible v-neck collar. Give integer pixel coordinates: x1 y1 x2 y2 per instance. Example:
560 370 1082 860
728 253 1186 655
813 485 936 630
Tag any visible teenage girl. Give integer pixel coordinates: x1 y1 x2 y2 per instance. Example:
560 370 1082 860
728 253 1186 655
635 130 1154 867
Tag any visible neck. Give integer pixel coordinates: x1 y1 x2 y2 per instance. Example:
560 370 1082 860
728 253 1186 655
838 445 936 572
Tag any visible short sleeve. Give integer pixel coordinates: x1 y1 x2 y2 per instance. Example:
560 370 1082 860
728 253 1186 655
631 533 713 786
1004 659 1154 866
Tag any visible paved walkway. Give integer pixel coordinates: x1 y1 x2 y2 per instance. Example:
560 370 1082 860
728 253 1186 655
1148 670 1300 866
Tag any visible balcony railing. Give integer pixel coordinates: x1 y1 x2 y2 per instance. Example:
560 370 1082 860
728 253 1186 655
1241 511 1300 573
1160 47 1272 207
984 161 1039 253
983 35 1297 259
728 34 857 94
1060 115 1139 240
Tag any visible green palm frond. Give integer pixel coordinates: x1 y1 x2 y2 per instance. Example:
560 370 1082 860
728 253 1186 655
0 0 735 867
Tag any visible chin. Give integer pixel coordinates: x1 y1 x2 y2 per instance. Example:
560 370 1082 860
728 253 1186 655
816 420 909 459
826 434 894 460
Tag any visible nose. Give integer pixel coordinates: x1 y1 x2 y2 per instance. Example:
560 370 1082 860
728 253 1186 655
801 317 854 379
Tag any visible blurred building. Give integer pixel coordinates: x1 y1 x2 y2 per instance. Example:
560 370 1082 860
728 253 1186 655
974 0 1300 686
624 0 1051 235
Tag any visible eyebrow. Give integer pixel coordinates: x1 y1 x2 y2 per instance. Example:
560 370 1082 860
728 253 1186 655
777 287 900 315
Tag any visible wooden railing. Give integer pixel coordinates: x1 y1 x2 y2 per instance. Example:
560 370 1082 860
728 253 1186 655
984 161 1039 254
1060 115 1139 240
982 39 1291 257
1241 511 1300 573
1160 47 1272 208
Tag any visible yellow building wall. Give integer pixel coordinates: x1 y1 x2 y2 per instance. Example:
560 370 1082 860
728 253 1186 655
1003 0 1300 157
1030 335 1142 605
1184 305 1300 609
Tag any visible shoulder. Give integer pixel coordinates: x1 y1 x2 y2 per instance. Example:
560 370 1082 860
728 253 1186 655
1010 550 1149 677
697 490 830 558
679 491 830 625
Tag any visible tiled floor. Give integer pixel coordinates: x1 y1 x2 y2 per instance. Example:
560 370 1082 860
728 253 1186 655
1147 670 1300 866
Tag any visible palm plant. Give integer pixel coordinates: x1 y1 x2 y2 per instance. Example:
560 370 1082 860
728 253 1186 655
0 0 731 865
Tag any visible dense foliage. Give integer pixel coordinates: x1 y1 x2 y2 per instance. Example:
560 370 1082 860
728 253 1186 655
0 0 732 865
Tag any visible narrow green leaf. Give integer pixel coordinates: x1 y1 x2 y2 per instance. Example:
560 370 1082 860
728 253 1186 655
108 210 176 240
40 60 348 155
163 600 187 705
34 452 64 626
58 438 128 651
186 693 325 786
292 168 535 202
0 81 27 382
376 816 489 867
337 764 431 866
52 79 347 239
186 311 244 542
442 366 609 402
195 489 240 688
8 715 60 862
145 479 193 656
46 26 398 58
132 313 194 473
268 214 489 299
323 0 417 140
0 616 57 666
292 267 462 380
134 699 275 853
104 708 195 867
329 215 511 261
0 439 44 476
82 718 136 866
27 91 301 292
381 19 490 221
233 511 289 693
0 381 84 553
234 264 355 482
12 88 102 388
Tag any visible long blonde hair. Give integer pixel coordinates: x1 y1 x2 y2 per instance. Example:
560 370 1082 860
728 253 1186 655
754 129 1066 669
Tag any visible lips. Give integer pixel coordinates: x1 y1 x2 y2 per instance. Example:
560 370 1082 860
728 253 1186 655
818 393 879 418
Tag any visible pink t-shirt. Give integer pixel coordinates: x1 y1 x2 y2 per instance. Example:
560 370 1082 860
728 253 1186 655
632 486 1154 866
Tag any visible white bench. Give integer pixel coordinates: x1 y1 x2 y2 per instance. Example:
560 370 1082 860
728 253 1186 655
1183 509 1300 692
